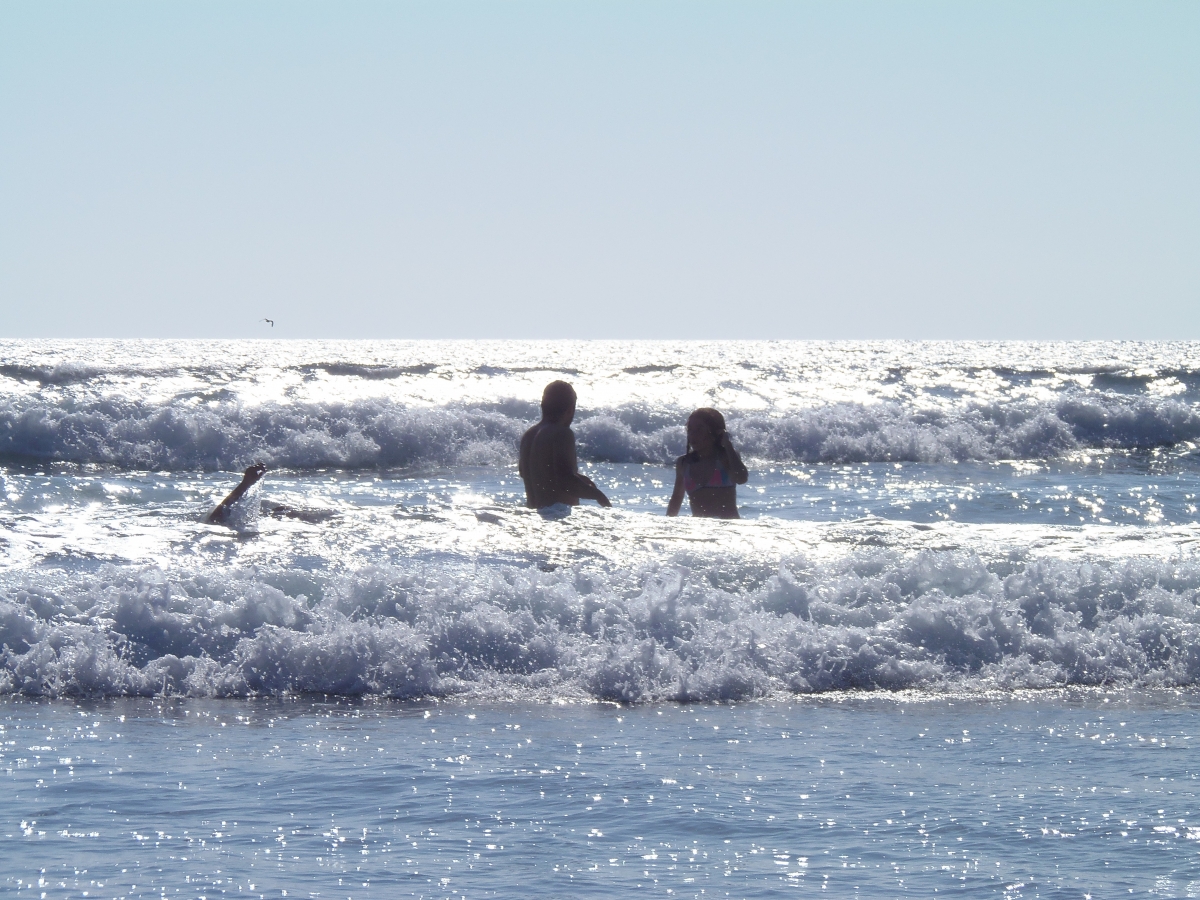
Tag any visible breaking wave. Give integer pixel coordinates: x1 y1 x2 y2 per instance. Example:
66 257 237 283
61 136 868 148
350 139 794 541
4 550 1200 700
2 393 1200 471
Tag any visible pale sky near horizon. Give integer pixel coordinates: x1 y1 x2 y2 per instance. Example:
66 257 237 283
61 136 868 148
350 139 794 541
1 2 1197 340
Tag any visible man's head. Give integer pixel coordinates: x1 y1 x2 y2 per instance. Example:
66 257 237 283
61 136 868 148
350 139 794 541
541 380 577 424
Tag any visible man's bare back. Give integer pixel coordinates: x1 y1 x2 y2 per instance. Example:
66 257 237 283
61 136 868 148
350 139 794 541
518 381 611 510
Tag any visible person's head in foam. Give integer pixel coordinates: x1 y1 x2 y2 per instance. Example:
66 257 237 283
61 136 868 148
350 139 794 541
541 380 577 425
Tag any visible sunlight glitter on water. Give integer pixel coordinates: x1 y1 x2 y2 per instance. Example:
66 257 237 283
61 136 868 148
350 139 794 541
4 694 1200 898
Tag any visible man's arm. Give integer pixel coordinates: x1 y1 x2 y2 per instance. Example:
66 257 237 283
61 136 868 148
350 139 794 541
572 472 612 507
555 429 611 507
518 429 531 483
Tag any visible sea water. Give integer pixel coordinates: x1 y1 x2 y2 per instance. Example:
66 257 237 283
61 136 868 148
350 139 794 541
3 340 1200 897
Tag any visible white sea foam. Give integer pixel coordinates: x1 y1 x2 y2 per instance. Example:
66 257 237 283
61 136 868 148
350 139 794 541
4 549 1200 701
3 393 1200 471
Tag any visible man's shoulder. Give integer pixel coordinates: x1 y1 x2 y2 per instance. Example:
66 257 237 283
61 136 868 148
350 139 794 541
522 421 559 441
530 422 572 441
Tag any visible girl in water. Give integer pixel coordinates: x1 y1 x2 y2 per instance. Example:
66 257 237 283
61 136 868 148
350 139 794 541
667 408 749 518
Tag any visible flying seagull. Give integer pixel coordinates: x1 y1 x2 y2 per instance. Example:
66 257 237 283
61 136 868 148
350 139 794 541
261 318 274 327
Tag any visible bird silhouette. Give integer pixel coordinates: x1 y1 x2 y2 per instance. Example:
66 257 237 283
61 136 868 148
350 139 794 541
261 318 274 327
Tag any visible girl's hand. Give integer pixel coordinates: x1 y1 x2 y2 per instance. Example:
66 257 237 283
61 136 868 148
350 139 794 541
718 432 749 484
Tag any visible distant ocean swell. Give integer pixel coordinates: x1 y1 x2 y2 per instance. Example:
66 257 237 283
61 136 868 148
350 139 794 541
4 550 1200 700
4 357 1200 389
3 393 1200 470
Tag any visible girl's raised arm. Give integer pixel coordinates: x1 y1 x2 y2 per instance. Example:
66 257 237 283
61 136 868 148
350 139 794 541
720 433 749 485
666 458 686 516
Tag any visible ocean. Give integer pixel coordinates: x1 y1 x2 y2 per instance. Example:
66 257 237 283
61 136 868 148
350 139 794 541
3 339 1200 897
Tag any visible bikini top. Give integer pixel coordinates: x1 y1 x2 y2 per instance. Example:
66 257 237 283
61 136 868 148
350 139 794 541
681 456 736 493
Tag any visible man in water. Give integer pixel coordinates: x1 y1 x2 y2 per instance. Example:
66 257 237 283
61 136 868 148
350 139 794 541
519 381 611 511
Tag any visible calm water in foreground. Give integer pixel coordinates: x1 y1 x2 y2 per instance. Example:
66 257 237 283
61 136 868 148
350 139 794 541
3 692 1200 899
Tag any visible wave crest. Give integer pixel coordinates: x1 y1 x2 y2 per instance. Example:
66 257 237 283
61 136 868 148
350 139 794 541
4 550 1200 700
3 391 1200 471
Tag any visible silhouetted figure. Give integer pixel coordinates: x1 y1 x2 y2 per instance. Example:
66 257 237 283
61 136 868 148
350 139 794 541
207 463 267 525
667 408 748 519
519 381 611 511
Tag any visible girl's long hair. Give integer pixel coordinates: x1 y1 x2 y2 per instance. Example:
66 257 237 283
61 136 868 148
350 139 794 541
686 407 727 458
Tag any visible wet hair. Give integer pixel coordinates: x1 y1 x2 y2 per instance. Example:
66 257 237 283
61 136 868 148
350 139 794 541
541 380 577 419
686 407 727 456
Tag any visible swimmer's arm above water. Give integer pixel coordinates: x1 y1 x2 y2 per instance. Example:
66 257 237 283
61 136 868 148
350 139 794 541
206 463 267 524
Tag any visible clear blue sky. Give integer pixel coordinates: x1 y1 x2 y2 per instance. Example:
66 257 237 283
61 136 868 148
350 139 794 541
1 1 1197 339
